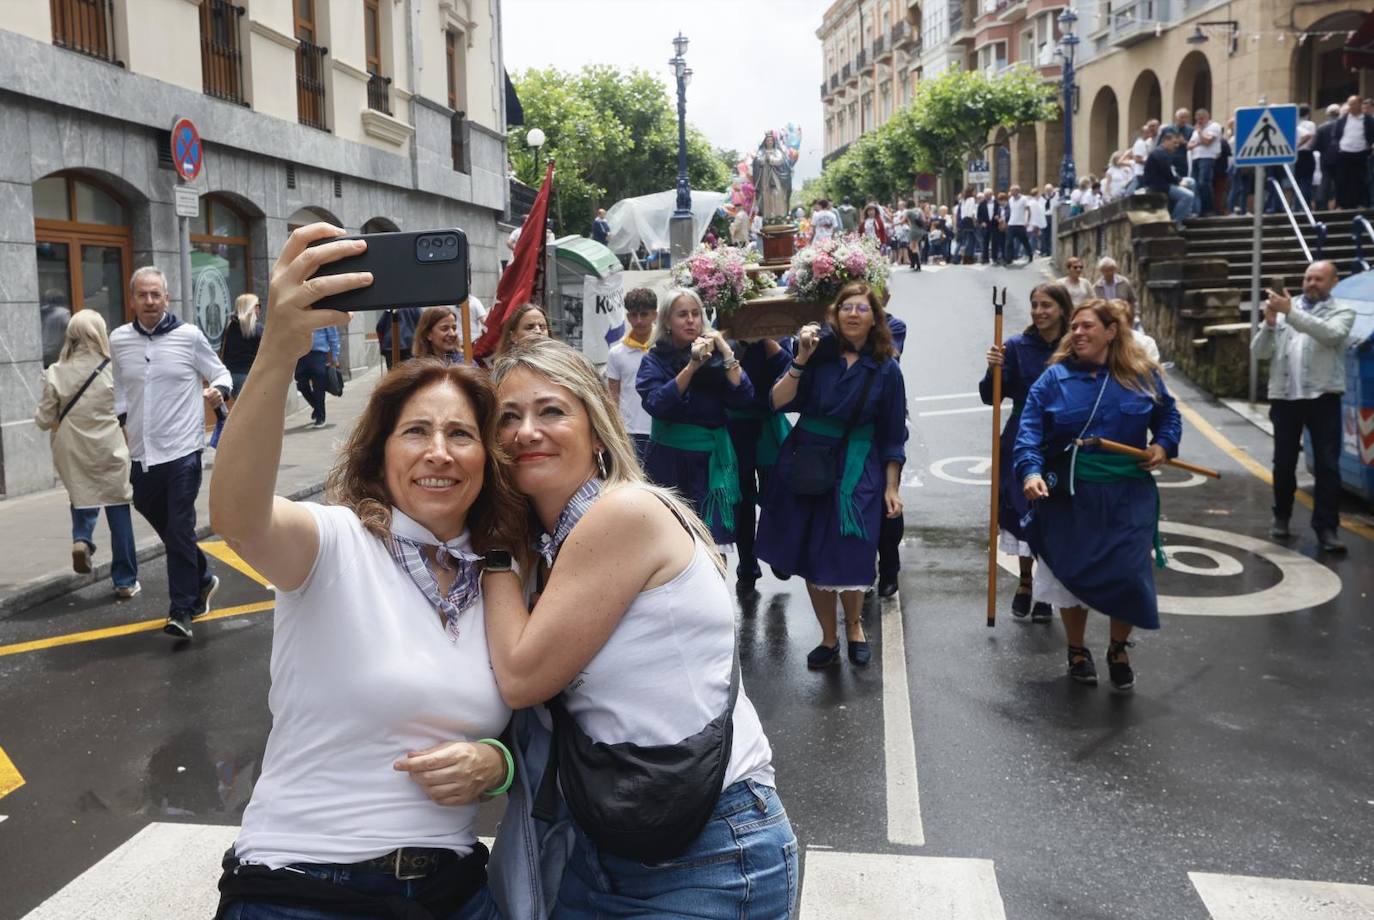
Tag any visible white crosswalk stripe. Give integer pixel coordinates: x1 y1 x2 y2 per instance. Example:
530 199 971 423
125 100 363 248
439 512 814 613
800 849 1006 919
1189 871 1374 919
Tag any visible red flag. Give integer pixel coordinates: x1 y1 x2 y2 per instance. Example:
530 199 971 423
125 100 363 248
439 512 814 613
475 160 555 358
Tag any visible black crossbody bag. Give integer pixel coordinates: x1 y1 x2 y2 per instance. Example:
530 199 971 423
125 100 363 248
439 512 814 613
789 364 875 496
58 358 110 424
1041 371 1110 500
532 500 740 863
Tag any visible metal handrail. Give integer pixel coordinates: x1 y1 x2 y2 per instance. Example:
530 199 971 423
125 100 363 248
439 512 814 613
1352 215 1374 273
1280 162 1327 256
1267 176 1312 263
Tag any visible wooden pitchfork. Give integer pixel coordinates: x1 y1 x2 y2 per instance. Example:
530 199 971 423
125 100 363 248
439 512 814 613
986 286 1007 628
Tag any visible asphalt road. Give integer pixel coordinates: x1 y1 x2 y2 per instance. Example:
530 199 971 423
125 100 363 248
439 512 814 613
1 259 1372 919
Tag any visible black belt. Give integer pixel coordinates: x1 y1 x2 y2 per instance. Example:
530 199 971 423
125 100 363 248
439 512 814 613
353 847 456 880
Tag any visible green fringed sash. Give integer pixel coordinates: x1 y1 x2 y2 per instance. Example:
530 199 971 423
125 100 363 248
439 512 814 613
726 408 794 469
649 418 741 532
1073 451 1167 569
796 416 875 540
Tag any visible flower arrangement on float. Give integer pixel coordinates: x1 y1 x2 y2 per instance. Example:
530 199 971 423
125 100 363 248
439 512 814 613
673 245 775 320
786 235 889 305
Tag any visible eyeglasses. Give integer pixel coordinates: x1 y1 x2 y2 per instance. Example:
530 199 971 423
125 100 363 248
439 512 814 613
838 303 871 314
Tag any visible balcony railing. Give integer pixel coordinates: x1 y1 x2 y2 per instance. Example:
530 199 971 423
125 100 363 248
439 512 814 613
51 0 120 65
200 0 246 105
857 48 869 70
367 72 392 115
509 178 536 223
295 38 329 131
821 80 829 98
873 34 887 56
1110 0 1170 46
948 0 964 35
892 19 914 48
829 73 839 91
451 112 467 173
842 62 853 82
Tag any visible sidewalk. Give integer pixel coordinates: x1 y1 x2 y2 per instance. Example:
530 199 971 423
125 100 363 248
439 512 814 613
0 367 382 615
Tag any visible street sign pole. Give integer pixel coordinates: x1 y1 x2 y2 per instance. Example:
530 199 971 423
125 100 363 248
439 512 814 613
1249 165 1263 404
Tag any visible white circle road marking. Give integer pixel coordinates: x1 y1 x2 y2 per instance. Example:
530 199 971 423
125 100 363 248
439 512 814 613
1153 468 1209 488
995 521 1342 617
929 456 993 485
1161 545 1245 577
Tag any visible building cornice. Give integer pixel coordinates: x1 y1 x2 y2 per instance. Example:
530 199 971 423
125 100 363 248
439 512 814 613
361 109 415 146
249 20 299 51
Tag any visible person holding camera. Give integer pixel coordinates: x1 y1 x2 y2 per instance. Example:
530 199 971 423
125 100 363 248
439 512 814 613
755 282 907 670
1251 261 1355 553
483 338 796 919
636 288 754 547
209 224 524 920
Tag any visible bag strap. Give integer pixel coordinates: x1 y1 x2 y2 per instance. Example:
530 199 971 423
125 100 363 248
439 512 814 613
58 358 110 424
837 362 877 444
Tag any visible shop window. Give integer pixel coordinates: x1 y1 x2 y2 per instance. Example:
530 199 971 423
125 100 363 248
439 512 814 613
190 196 253 351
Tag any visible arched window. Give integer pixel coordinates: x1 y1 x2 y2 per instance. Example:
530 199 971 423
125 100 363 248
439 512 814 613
33 173 132 366
190 195 253 350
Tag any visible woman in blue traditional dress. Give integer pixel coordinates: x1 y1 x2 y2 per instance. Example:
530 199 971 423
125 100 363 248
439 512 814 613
1015 299 1182 692
756 281 907 670
979 282 1073 623
726 337 794 596
636 288 754 546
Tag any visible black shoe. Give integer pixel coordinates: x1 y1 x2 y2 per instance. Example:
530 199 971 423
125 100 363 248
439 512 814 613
193 575 220 620
848 640 872 667
807 643 841 670
1269 517 1291 539
1031 602 1054 624
1067 645 1097 685
163 610 193 640
1106 640 1134 692
878 575 899 598
735 576 757 598
1011 590 1031 619
1315 528 1347 554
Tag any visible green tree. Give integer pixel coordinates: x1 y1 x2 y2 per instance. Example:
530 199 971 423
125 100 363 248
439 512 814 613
510 66 731 234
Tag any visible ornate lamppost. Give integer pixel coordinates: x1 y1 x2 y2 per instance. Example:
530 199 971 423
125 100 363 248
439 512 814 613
668 32 695 263
1056 8 1080 198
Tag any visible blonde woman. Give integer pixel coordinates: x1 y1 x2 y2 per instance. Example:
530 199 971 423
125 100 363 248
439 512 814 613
34 311 140 598
483 338 796 918
220 293 263 398
1014 299 1182 692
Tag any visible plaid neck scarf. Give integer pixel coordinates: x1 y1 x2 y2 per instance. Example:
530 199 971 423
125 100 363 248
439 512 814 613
536 477 604 568
387 508 482 643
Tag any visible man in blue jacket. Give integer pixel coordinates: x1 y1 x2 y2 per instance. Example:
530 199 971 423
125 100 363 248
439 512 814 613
296 325 340 428
1144 128 1194 225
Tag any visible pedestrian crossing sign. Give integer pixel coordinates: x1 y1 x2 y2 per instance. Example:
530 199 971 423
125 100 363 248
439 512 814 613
1233 104 1298 166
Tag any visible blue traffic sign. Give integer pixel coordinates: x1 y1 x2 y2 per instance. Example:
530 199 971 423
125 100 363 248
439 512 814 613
1232 105 1298 167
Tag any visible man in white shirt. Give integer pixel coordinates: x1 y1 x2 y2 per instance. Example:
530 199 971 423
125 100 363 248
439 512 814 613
1186 108 1223 217
1335 93 1373 208
1005 186 1032 264
1294 104 1317 209
604 288 657 464
110 267 231 639
1128 119 1159 194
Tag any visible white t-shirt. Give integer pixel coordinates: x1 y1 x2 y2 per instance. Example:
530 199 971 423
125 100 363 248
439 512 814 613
1192 121 1222 159
1007 195 1029 226
235 504 511 869
1341 114 1368 153
563 535 775 791
604 341 651 435
1058 276 1093 305
1297 119 1316 151
1132 136 1151 176
1028 196 1046 228
812 210 839 241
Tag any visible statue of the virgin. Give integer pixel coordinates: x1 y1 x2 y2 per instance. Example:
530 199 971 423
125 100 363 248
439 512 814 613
751 131 793 223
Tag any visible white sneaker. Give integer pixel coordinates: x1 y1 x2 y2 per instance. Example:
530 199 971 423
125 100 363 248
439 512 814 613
115 582 142 600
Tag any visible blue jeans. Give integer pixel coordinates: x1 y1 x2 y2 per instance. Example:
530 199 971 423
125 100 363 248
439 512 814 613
555 779 798 919
221 876 499 920
1226 165 1248 214
1190 157 1216 216
71 504 138 588
1166 185 1195 222
1040 215 1052 255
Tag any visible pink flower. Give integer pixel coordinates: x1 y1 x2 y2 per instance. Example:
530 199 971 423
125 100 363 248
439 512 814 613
812 253 835 278
844 252 867 276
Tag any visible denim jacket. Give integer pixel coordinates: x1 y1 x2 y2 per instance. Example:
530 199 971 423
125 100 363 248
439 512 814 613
1251 295 1356 400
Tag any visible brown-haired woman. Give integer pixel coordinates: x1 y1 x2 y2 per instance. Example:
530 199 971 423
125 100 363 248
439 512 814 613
412 305 462 363
756 281 908 670
208 224 523 920
495 303 550 356
979 281 1072 623
1014 299 1182 692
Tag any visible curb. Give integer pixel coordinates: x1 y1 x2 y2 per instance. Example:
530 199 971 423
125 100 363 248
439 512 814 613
0 480 325 618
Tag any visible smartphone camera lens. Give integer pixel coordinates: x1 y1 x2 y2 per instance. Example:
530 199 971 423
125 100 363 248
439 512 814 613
445 236 456 248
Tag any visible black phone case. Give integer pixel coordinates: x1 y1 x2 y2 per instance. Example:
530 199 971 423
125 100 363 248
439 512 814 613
308 229 469 312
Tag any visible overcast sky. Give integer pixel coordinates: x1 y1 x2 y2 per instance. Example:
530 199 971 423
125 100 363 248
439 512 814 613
501 0 826 183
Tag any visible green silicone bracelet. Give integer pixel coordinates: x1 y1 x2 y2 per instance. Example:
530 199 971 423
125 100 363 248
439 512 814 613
477 738 515 798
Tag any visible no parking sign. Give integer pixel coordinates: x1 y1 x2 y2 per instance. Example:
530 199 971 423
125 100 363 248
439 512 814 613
170 116 203 183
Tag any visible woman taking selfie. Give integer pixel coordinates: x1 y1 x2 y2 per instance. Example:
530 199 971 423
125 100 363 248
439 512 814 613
208 224 524 920
636 288 754 546
755 281 907 670
1015 299 1181 692
484 338 796 919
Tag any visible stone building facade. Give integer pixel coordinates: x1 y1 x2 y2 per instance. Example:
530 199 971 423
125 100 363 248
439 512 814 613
0 0 510 497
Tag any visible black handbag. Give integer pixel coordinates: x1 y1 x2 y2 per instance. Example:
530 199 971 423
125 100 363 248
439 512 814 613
789 364 875 496
324 365 345 397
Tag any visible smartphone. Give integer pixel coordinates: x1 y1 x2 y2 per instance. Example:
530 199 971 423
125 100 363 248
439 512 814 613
308 229 469 312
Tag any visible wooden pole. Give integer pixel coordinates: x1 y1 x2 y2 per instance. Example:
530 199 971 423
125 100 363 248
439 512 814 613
1074 437 1222 479
986 286 1006 629
389 311 400 369
459 297 473 364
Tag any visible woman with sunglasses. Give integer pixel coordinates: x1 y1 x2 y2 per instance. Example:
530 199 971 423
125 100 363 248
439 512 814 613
755 281 907 670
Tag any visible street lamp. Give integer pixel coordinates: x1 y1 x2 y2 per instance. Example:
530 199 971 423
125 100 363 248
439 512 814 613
1056 8 1080 200
668 32 694 263
525 127 545 172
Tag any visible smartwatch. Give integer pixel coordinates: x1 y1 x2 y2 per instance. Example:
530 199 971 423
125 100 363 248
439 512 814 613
484 550 513 573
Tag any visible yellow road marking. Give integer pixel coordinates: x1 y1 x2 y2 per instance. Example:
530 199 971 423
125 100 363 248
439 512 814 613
0 601 275 658
0 745 23 799
1177 398 1374 542
199 539 272 589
